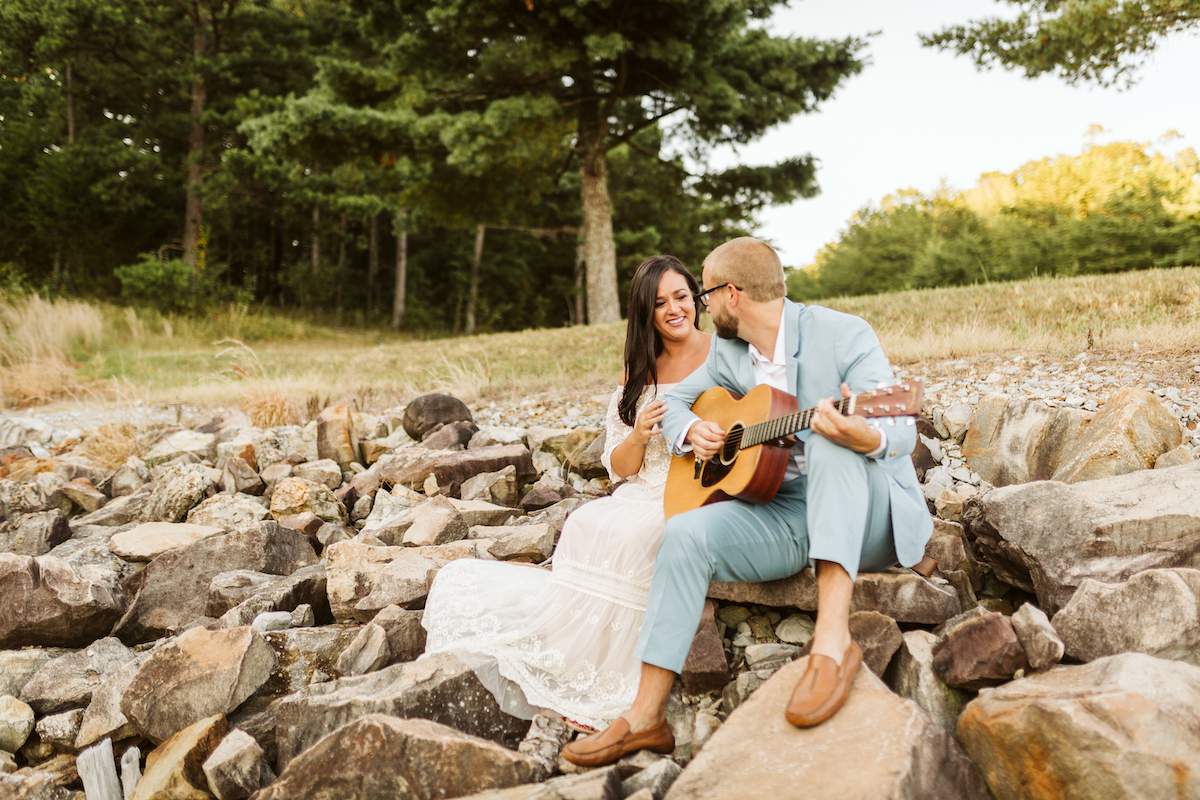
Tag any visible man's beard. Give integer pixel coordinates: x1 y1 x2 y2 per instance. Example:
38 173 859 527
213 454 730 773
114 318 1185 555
712 306 739 340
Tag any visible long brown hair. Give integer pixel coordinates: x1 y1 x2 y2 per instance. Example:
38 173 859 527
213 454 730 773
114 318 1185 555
618 255 700 427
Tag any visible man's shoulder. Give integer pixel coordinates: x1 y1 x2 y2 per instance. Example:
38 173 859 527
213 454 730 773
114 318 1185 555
796 302 873 332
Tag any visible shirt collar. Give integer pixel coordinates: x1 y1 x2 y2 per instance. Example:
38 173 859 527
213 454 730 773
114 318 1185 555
746 302 789 367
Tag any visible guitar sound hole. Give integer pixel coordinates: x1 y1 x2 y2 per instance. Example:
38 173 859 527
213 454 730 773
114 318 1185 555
719 423 742 466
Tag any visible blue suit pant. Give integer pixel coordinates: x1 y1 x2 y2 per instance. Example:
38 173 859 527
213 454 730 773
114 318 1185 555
634 435 897 673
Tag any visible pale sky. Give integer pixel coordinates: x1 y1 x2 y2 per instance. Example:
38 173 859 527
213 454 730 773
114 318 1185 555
721 0 1200 269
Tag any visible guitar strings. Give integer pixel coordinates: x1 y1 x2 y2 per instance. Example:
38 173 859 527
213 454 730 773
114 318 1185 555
733 397 851 451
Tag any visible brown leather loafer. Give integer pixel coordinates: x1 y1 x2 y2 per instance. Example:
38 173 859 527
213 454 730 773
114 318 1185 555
561 717 674 767
784 641 863 728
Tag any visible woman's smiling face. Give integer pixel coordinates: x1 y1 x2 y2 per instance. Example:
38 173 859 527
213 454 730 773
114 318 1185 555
653 269 696 343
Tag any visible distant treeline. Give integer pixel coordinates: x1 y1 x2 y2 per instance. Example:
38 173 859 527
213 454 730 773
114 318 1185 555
789 138 1200 300
1 0 863 332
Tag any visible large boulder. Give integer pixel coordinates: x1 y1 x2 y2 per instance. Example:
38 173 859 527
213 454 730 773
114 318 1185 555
957 653 1200 800
187 493 271 529
138 463 214 523
75 654 148 748
1050 386 1183 484
316 405 360 472
1051 568 1200 665
255 715 539 800
273 652 529 771
0 650 60 698
130 714 228 800
215 563 330 629
143 430 217 464
402 394 473 441
708 567 960 625
109 521 225 562
931 612 1029 690
963 461 1200 614
19 637 135 714
348 449 446 498
269 477 347 524
112 521 317 644
352 552 446 620
121 626 276 744
885 630 970 733
431 445 538 500
0 473 70 518
258 626 362 695
962 395 1092 487
324 540 483 623
0 554 126 649
664 655 987 800
0 510 71 556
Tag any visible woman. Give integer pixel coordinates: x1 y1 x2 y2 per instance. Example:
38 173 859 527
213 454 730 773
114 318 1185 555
421 255 711 731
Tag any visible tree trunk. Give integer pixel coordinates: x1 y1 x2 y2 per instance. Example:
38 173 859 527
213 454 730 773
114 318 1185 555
181 17 209 270
465 223 485 335
392 208 408 330
336 214 346 323
311 203 320 279
367 212 379 317
577 96 620 324
65 62 75 144
574 242 586 325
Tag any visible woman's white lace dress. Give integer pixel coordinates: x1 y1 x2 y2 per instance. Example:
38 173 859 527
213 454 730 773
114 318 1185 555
421 384 674 729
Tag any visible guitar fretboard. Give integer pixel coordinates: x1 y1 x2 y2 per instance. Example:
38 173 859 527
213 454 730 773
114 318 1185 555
728 397 852 451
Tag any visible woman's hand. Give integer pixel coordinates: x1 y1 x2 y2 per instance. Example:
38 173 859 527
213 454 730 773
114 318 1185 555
632 398 667 445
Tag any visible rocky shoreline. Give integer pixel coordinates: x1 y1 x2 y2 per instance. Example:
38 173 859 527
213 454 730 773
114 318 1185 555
2 354 1200 800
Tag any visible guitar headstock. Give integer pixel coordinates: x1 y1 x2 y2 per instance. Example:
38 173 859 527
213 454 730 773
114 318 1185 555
850 379 924 419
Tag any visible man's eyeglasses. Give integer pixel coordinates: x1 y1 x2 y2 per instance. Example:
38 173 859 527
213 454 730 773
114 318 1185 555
695 283 740 309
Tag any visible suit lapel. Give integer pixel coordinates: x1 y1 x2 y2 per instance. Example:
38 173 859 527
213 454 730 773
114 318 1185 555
784 299 803 397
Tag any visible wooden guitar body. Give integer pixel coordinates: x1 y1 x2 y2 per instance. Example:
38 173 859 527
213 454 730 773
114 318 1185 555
663 384 798 519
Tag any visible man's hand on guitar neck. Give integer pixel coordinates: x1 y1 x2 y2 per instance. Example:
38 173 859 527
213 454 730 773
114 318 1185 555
685 420 727 461
811 383 884 455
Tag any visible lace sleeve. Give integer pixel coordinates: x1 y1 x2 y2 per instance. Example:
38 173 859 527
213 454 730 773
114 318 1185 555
600 386 631 483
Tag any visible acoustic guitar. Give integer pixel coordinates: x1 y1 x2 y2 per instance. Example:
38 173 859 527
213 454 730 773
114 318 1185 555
663 380 924 519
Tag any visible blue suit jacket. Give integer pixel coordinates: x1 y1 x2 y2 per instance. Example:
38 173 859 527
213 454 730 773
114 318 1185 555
661 299 933 567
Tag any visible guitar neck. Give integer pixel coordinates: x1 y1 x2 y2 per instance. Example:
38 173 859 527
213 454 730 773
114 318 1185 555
736 398 852 450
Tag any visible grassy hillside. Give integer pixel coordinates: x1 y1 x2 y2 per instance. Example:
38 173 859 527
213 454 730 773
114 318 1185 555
2 266 1198 413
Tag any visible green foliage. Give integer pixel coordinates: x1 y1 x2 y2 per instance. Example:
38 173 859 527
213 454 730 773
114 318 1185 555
794 140 1200 301
921 0 1200 87
2 0 862 332
114 254 194 312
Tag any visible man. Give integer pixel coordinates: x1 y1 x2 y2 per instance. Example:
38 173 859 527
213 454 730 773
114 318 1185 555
562 237 932 766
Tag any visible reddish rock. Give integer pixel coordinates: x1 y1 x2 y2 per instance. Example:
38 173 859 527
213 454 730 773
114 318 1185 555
316 405 360 472
932 612 1029 690
433 445 537 500
403 394 473 441
849 611 903 677
682 600 729 695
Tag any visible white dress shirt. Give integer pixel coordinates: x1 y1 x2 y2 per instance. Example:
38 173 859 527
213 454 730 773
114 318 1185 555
676 303 887 479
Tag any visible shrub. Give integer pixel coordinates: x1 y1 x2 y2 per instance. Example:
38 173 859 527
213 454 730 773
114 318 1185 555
114 253 193 312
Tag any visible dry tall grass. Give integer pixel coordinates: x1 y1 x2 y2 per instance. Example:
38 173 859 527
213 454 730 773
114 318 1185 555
13 266 1199 412
823 268 1200 364
240 386 301 427
78 423 144 470
0 295 107 405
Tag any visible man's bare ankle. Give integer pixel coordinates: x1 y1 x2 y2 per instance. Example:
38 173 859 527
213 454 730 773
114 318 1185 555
622 711 665 734
809 633 852 665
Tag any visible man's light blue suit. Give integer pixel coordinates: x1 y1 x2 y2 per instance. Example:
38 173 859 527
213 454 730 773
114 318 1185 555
634 300 933 673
